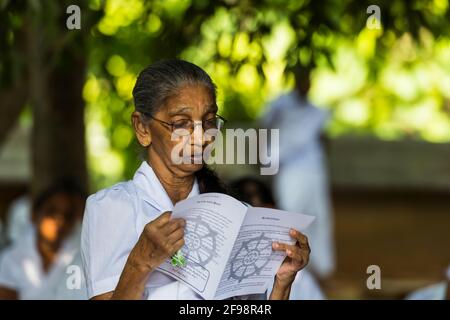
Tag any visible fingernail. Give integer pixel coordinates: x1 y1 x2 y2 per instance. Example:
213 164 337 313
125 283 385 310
287 249 292 255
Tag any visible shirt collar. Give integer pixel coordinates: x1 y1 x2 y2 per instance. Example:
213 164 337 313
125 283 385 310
133 161 199 213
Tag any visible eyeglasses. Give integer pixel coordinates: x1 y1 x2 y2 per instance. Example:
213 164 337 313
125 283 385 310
143 113 227 136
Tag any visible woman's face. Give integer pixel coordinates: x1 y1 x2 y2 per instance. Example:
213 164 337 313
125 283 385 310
139 84 217 178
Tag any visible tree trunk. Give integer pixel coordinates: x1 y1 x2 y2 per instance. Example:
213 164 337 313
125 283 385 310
0 79 27 148
26 4 88 196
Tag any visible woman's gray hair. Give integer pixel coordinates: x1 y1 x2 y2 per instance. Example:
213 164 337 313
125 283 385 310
132 59 217 119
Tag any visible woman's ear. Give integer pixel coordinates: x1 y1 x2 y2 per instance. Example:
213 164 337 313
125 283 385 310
132 111 152 147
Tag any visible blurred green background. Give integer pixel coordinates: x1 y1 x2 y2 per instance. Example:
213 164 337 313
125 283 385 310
3 0 450 190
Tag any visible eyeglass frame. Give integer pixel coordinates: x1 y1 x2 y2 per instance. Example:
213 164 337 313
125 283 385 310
140 112 227 134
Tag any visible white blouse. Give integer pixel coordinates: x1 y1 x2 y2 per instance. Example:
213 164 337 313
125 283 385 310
0 226 86 300
81 161 203 299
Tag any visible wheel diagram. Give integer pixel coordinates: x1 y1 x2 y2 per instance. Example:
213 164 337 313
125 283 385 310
229 233 273 282
182 216 217 266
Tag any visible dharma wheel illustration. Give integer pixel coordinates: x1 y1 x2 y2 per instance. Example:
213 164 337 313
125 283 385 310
182 216 217 266
229 233 273 282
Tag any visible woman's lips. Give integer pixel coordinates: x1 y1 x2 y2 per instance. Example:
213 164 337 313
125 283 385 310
179 153 203 164
190 152 204 162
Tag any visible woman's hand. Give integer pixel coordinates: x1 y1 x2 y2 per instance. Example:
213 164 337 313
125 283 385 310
128 211 186 274
269 229 310 299
108 211 185 300
274 229 310 283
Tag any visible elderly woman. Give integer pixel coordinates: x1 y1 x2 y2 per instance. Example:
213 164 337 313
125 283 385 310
81 59 311 300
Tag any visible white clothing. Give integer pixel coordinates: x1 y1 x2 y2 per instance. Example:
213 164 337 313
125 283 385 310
0 226 86 300
406 281 447 300
406 265 450 300
262 91 329 167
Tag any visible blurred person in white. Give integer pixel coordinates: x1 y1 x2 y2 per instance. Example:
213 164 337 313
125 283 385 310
261 65 335 280
406 265 450 300
231 177 325 300
0 179 87 299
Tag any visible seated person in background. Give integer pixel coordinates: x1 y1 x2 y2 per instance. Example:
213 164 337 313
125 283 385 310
406 265 450 300
0 180 87 300
230 177 325 300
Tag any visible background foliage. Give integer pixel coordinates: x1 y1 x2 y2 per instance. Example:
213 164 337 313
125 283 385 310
2 0 450 190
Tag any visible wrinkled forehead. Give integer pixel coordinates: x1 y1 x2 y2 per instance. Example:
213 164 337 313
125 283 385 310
160 84 217 117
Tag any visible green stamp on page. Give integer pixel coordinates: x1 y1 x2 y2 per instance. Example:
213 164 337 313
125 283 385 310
171 250 186 267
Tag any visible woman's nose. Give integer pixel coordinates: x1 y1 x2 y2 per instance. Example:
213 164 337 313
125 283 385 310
192 121 206 146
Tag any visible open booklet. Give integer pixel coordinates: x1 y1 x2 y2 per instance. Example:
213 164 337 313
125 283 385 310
156 193 315 300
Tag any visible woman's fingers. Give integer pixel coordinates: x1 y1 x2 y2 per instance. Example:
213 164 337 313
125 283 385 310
166 238 184 257
290 229 309 246
171 238 185 254
167 226 185 244
272 230 309 250
289 229 311 255
286 247 303 263
164 218 186 235
273 241 309 264
272 242 299 253
154 211 172 227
